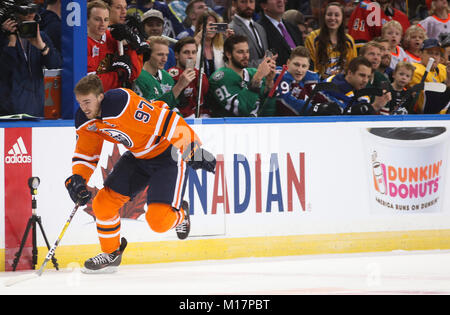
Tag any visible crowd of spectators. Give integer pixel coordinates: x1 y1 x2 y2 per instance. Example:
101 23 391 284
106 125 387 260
2 0 450 118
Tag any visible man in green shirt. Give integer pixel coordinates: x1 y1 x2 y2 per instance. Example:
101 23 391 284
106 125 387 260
134 36 195 108
208 34 277 117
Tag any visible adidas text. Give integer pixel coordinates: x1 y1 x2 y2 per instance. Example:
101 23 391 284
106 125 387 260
5 155 32 164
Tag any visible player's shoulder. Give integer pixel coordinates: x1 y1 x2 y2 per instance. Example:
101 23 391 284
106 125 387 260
210 67 235 82
101 88 132 118
303 70 321 83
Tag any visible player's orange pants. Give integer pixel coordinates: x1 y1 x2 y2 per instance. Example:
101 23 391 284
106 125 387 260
92 187 186 253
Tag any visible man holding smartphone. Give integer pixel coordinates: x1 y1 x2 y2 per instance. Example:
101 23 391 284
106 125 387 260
134 36 196 108
168 36 211 118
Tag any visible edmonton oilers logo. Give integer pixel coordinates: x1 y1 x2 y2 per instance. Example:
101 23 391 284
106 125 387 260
101 129 133 148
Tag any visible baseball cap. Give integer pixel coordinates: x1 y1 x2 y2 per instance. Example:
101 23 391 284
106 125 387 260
142 9 164 23
421 38 442 50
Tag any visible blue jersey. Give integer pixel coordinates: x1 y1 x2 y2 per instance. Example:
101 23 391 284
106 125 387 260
324 74 371 110
274 68 329 115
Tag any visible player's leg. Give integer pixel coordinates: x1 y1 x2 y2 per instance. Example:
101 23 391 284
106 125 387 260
144 146 190 239
83 151 149 273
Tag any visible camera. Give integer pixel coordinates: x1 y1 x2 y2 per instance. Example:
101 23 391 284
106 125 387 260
0 0 39 38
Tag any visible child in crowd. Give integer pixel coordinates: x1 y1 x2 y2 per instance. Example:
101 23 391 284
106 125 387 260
418 0 450 40
380 61 416 115
274 46 333 115
403 25 427 64
382 20 408 70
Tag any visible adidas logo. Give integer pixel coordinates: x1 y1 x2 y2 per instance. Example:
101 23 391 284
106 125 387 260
5 137 32 164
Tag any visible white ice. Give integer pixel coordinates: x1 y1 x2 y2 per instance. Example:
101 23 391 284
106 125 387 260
1 250 450 295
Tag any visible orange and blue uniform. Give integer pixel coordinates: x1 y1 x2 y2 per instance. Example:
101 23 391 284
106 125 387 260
73 88 200 253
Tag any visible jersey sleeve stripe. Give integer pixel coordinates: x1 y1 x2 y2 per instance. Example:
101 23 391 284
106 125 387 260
166 114 180 141
72 160 97 171
73 153 100 161
159 110 174 138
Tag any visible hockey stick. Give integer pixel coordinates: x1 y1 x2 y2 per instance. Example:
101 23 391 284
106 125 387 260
303 81 341 110
253 65 288 117
3 203 80 287
196 15 208 118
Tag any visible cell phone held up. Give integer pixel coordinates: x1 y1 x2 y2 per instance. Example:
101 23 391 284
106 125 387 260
186 58 195 70
211 23 228 33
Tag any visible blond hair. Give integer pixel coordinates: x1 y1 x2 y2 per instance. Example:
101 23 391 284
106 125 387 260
194 10 224 49
147 36 169 50
74 74 104 96
381 20 403 36
359 40 384 56
87 0 110 19
393 61 416 75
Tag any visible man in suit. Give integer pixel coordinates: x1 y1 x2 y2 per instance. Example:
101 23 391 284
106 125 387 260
229 0 269 68
257 0 303 66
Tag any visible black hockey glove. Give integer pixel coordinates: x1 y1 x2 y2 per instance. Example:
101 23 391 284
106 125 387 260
182 142 216 174
110 23 150 55
65 174 92 206
308 102 343 116
111 54 132 82
345 102 376 115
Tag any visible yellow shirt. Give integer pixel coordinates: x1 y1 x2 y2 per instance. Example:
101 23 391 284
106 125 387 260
305 29 357 79
410 62 447 113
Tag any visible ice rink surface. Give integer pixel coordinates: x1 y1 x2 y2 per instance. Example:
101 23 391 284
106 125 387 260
1 249 450 295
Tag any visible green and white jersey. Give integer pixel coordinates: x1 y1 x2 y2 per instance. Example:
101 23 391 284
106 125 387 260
207 67 276 117
134 69 177 108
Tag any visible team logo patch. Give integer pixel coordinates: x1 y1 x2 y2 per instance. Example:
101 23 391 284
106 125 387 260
101 129 134 148
212 71 224 81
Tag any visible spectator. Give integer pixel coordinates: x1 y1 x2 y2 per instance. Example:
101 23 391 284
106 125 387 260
274 46 338 116
347 0 410 49
141 9 176 69
134 36 196 106
229 0 269 68
177 0 208 39
0 0 62 116
410 38 450 113
257 0 303 66
360 41 391 89
127 0 186 38
207 34 277 117
373 36 393 79
168 36 211 117
380 61 417 115
323 56 391 114
381 20 408 70
39 0 61 54
403 25 427 64
283 9 308 42
418 0 450 40
305 2 357 79
104 0 127 25
87 0 142 91
194 10 232 78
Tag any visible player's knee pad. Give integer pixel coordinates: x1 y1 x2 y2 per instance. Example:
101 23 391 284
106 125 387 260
92 187 129 221
146 203 183 233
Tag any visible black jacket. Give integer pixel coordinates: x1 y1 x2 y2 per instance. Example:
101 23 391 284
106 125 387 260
257 13 303 66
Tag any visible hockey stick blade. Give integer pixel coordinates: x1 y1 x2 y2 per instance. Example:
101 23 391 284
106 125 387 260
3 272 39 287
424 82 446 93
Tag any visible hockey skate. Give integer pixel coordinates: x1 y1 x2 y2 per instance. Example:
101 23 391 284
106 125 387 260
176 201 190 240
82 237 127 274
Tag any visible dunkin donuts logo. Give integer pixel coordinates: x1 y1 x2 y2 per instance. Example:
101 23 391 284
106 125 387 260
371 151 442 210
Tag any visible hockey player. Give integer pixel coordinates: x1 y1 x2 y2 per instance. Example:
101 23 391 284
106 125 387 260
274 46 334 115
324 56 392 114
208 35 277 117
168 36 211 118
65 74 216 273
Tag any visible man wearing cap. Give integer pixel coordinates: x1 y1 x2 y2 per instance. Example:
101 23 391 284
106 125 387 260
410 38 450 113
142 9 176 69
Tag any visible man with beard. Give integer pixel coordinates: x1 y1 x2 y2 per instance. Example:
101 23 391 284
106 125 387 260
208 35 277 117
229 0 269 68
347 0 410 48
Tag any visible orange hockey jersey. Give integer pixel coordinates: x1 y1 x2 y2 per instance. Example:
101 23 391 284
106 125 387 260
72 88 201 182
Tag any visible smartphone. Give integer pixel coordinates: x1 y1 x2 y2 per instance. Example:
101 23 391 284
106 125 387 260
186 58 195 70
265 50 273 58
211 23 228 33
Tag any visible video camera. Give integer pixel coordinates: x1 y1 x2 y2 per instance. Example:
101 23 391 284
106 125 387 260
0 0 39 38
